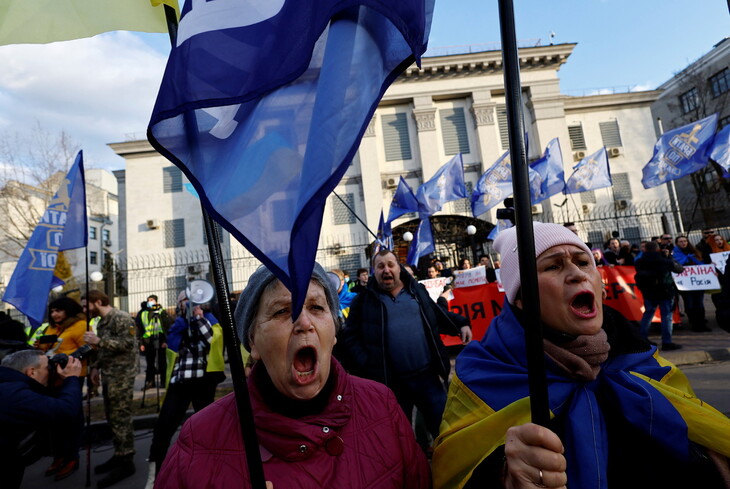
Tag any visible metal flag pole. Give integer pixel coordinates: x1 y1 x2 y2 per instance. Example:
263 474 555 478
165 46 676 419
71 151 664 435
160 7 267 488
333 191 379 240
84 247 92 488
497 0 550 426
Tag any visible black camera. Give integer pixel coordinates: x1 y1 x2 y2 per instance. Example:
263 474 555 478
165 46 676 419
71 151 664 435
495 198 516 225
48 344 94 371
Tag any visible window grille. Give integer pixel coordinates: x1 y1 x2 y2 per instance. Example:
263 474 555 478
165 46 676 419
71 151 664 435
568 124 587 150
440 107 470 155
612 173 632 200
166 275 188 306
164 218 185 248
496 105 510 150
453 181 473 214
381 113 412 161
337 254 363 274
333 193 356 225
599 120 622 147
163 166 183 193
581 190 596 204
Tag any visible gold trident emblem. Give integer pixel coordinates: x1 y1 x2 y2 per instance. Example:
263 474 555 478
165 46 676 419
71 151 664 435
677 124 702 145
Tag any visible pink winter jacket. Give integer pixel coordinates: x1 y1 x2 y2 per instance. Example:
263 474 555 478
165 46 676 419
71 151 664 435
156 359 431 489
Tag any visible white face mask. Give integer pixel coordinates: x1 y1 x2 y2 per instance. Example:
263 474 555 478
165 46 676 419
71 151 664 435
147 301 156 308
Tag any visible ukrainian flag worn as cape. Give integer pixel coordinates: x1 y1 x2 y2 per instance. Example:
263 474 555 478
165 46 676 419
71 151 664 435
433 302 730 489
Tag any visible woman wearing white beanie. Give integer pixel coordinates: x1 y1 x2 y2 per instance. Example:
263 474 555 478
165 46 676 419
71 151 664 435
432 222 730 489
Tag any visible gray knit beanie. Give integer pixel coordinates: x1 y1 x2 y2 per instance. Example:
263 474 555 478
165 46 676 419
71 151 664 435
234 262 340 351
494 221 593 304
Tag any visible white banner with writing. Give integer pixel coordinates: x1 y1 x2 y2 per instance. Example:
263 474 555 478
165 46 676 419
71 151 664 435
710 251 730 275
419 277 451 302
672 264 720 291
452 266 489 288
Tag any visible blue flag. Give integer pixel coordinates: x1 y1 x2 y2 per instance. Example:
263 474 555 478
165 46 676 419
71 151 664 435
374 210 393 253
471 151 514 217
565 147 612 194
388 176 420 222
641 114 718 189
415 153 467 214
3 151 87 326
709 123 730 172
406 218 434 266
530 138 565 204
148 1 433 317
487 218 514 241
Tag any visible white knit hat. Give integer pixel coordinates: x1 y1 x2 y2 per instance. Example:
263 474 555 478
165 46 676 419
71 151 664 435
494 221 593 304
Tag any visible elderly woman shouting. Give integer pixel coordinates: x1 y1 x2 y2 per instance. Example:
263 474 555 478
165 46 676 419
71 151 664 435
433 222 730 489
156 263 430 489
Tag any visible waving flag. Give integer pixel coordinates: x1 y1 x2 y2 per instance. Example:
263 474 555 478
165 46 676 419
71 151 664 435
148 1 433 316
405 154 466 265
471 152 514 217
374 210 393 253
388 176 420 222
0 0 177 46
415 154 467 214
641 114 718 189
530 138 565 204
3 152 87 327
710 123 730 172
565 147 612 194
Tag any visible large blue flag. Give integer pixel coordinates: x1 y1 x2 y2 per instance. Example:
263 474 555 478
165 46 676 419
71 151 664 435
3 151 87 327
406 218 435 266
148 1 433 316
641 114 718 189
388 176 419 222
406 154 466 265
471 151 514 217
374 210 393 253
530 138 565 204
565 147 612 194
709 123 730 172
415 153 467 214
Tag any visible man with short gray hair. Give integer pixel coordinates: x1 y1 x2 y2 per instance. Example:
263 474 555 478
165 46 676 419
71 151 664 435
0 349 82 488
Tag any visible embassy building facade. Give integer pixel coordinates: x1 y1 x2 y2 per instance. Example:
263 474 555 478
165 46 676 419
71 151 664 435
112 42 674 311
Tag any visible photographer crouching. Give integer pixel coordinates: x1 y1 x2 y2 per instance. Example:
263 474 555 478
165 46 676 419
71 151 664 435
0 349 83 489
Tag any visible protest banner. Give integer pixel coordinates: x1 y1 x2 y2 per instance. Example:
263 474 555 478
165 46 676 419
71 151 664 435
711 251 730 275
452 266 488 288
420 277 451 302
672 264 721 291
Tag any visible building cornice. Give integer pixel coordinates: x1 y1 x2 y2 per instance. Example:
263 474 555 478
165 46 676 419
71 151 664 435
563 90 662 112
397 43 576 82
108 140 159 159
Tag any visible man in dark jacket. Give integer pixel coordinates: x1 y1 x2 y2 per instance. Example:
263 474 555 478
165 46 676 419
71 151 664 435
0 349 82 488
634 241 684 350
340 250 471 439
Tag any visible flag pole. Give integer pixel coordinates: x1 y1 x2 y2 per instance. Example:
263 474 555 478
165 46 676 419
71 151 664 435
84 246 92 487
333 191 379 240
161 6 267 488
497 0 550 426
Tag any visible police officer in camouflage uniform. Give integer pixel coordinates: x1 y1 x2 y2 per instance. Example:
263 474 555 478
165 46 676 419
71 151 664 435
82 290 137 488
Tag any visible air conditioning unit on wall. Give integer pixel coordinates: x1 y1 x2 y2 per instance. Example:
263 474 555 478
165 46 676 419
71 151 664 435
582 203 594 214
385 177 398 189
531 205 541 214
608 147 621 158
573 151 586 161
614 199 629 210
146 219 160 229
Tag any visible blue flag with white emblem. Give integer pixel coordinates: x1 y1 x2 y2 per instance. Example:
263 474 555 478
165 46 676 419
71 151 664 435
530 138 565 204
415 153 467 214
3 151 87 326
406 218 434 266
709 123 730 172
388 176 419 222
641 114 718 189
148 0 433 317
471 152 514 217
374 210 393 253
565 147 612 194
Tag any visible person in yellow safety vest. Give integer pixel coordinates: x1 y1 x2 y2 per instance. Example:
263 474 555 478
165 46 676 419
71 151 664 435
135 295 171 391
25 323 49 347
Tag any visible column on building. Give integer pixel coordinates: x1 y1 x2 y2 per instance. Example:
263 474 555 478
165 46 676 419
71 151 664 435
411 96 441 181
356 114 385 231
469 89 501 223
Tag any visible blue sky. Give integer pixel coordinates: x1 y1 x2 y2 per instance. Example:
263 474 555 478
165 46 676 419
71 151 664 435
0 0 727 171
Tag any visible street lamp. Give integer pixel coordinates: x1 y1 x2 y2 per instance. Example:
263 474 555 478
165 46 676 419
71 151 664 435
90 271 104 282
466 224 477 263
403 231 413 242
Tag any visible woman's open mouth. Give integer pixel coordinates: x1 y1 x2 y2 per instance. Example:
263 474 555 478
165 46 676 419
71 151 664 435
570 291 597 318
292 346 318 385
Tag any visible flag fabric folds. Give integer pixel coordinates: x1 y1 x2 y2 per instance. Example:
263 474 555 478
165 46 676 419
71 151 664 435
388 177 420 222
530 138 565 204
374 210 393 254
0 0 177 46
405 154 466 265
641 114 718 189
3 151 87 327
565 147 612 194
148 0 433 316
471 151 514 217
709 123 730 172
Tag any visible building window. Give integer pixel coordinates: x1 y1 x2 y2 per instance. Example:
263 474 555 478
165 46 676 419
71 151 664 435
612 172 632 200
163 166 183 193
709 68 730 97
337 254 363 274
89 251 98 265
332 193 356 225
440 107 470 155
102 229 110 242
496 104 510 150
164 218 185 248
89 226 97 240
581 190 596 204
679 87 698 114
568 124 587 151
166 275 188 306
599 120 622 148
381 113 412 161
453 181 473 214
622 226 641 243
587 230 604 248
